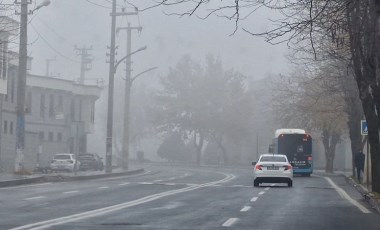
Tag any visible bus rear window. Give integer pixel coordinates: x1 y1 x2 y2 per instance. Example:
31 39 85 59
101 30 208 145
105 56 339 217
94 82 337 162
260 156 287 162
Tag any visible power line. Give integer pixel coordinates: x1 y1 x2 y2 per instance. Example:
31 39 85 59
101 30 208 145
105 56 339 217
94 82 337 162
85 0 112 9
30 23 79 63
35 15 75 47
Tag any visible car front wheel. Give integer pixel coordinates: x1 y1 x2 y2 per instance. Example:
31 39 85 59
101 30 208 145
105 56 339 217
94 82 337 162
288 180 293 187
253 180 260 187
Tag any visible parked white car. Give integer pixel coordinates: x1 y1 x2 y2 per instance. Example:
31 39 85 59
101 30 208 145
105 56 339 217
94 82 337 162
253 154 293 187
50 153 79 172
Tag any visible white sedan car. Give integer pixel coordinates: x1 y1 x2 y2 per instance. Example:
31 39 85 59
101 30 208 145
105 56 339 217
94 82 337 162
253 154 293 187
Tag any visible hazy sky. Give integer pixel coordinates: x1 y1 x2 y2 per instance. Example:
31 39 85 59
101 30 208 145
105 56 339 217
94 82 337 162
5 0 291 83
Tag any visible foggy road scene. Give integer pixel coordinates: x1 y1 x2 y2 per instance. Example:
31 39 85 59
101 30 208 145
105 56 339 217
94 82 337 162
0 0 380 229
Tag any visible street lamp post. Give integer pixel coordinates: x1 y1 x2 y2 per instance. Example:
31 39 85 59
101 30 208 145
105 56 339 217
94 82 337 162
105 46 146 172
15 0 50 172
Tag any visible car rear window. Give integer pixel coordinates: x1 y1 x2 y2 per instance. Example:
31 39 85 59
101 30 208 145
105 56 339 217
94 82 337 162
260 156 287 162
78 154 95 159
54 154 71 160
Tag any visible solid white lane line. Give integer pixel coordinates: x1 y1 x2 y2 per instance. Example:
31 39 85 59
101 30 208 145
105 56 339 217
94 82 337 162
258 191 265 195
23 196 45 201
139 182 153 185
164 183 175 186
264 187 270 191
222 218 239 227
98 186 109 189
10 173 236 230
324 177 371 214
63 191 79 194
118 182 130 186
250 197 258 202
240 206 251 212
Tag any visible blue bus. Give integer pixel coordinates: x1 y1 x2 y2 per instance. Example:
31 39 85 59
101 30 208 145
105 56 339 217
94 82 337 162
271 129 313 176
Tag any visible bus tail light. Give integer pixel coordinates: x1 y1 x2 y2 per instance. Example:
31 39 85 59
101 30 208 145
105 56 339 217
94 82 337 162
307 156 312 161
255 165 263 170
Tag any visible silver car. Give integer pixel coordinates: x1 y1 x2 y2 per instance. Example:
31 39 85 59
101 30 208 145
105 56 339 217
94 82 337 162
50 153 79 172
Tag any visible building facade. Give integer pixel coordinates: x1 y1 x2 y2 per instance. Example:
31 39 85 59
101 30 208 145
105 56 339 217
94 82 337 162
0 17 102 172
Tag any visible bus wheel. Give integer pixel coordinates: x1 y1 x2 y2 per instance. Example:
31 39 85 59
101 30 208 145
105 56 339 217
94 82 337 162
253 180 260 187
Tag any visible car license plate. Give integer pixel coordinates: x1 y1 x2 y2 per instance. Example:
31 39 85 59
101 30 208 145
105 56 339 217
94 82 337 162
267 166 279 170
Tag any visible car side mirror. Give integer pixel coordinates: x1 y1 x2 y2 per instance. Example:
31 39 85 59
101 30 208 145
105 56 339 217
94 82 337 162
252 161 256 166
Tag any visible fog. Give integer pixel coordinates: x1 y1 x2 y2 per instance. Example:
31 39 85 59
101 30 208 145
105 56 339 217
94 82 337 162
2 0 292 166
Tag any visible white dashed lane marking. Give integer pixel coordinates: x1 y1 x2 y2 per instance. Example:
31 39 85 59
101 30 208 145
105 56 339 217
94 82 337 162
63 190 79 194
118 182 130 186
23 196 45 201
250 197 258 202
258 191 265 195
222 218 239 227
98 186 109 189
240 206 251 212
264 187 270 191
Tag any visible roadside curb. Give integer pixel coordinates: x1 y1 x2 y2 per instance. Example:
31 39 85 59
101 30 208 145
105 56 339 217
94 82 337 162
0 168 144 188
345 176 380 214
0 176 46 187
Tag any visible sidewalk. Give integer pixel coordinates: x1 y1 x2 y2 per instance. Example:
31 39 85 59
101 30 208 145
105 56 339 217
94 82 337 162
315 169 380 213
0 165 144 187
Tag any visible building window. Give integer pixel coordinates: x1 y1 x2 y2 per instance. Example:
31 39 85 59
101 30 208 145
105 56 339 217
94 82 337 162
70 99 75 121
3 120 7 134
58 95 63 110
10 74 14 103
90 102 95 123
40 94 45 118
49 94 55 117
57 132 62 142
9 121 13 135
48 132 53 142
79 99 82 121
39 131 44 141
0 42 7 80
26 91 32 113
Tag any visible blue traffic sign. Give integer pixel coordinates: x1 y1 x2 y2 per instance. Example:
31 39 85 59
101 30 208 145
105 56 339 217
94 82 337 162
361 120 368 135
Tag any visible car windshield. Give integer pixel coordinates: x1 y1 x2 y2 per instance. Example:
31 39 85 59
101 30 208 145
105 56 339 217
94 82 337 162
54 155 71 160
260 156 287 162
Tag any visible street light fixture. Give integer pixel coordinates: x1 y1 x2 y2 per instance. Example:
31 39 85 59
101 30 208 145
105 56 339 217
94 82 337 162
113 46 147 73
30 0 51 14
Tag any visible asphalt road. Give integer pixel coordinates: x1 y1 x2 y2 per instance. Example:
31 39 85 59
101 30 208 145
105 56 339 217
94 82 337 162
0 164 379 230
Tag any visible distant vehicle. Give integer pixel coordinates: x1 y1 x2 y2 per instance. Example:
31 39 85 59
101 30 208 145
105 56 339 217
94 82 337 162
270 129 313 176
253 154 293 187
50 153 79 172
78 153 104 171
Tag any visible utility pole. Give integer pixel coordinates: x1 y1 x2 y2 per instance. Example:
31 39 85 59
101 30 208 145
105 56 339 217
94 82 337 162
75 46 93 84
15 0 30 172
45 57 56 76
105 2 137 173
117 23 142 170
